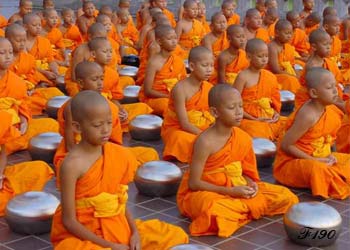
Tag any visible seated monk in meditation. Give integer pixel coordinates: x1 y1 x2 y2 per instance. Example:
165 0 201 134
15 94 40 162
139 25 187 116
176 0 206 56
221 0 240 25
50 90 188 250
0 110 54 216
255 0 266 18
8 0 33 24
177 83 298 237
150 0 176 27
59 8 83 51
54 61 158 177
234 38 282 140
262 7 279 40
201 12 229 58
274 68 350 199
76 0 97 41
6 24 64 115
304 12 321 35
23 13 60 85
213 25 249 85
268 19 301 94
286 10 310 60
323 14 342 66
299 0 314 27
243 8 270 43
0 38 59 155
197 2 210 33
161 46 214 163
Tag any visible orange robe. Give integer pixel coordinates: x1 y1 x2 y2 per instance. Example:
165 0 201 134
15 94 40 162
51 142 188 250
274 43 301 93
139 54 187 115
44 27 66 61
163 8 176 27
0 15 7 28
210 32 229 58
256 27 270 43
61 24 83 50
290 28 310 55
266 20 277 40
239 69 282 140
210 49 249 84
305 24 319 36
9 51 64 115
178 19 206 52
274 105 350 199
329 35 342 64
198 16 211 34
227 14 240 25
161 81 214 163
177 127 298 237
0 70 59 154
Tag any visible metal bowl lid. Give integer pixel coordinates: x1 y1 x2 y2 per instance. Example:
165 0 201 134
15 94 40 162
170 244 214 250
123 85 141 97
46 96 70 109
253 138 276 155
119 66 139 76
137 161 182 182
130 115 163 129
6 192 60 218
284 202 342 228
30 132 62 149
280 90 295 102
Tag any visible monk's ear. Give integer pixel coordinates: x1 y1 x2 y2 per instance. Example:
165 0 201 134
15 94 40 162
72 120 82 134
189 60 195 72
76 79 84 90
209 106 219 118
310 43 317 53
308 87 318 99
90 50 96 59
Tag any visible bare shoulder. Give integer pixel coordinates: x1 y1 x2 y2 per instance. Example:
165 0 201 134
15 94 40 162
295 102 318 125
268 40 278 49
194 128 215 152
60 150 88 178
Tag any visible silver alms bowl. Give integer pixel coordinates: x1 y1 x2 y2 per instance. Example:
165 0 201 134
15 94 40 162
29 132 62 163
129 114 163 141
45 95 70 119
253 138 276 168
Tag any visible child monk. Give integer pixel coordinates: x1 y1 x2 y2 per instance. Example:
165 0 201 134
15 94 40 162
323 14 342 64
234 39 282 140
140 25 187 115
162 46 214 163
201 12 228 58
262 7 279 40
77 0 96 40
0 111 54 216
150 0 176 27
0 38 59 155
286 10 310 59
50 90 188 250
268 20 301 93
177 83 298 237
274 68 350 199
59 8 83 50
54 61 158 173
6 24 64 115
8 0 33 24
243 8 270 43
213 25 249 85
299 0 314 26
37 0 55 22
197 2 210 34
221 0 240 25
176 0 206 55
116 8 139 56
23 13 60 84
255 0 266 18
304 12 321 35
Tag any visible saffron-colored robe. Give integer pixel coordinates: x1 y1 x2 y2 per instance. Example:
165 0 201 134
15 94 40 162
305 24 319 36
210 32 229 58
178 19 206 52
161 81 214 163
239 69 282 140
163 8 176 27
177 127 299 237
61 24 83 50
210 49 249 84
227 14 240 25
139 54 187 115
290 28 310 55
44 27 66 61
274 43 301 93
51 142 188 249
256 28 270 43
0 15 7 28
329 35 342 64
274 105 350 199
198 16 211 34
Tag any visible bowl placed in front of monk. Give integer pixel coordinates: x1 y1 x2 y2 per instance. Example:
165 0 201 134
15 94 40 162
45 95 70 119
55 75 66 93
280 90 295 115
170 244 214 250
119 66 139 78
129 114 163 141
253 138 276 168
120 85 141 104
5 191 60 235
284 202 342 247
29 132 63 164
135 161 183 197
121 54 140 67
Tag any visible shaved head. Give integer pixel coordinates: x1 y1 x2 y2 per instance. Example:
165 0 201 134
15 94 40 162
5 23 26 38
246 38 267 54
211 12 225 23
22 13 40 24
188 46 212 63
96 14 111 23
209 83 239 107
275 19 292 32
155 24 174 38
309 29 329 44
323 14 339 26
75 61 103 81
227 24 244 36
183 0 198 9
286 10 298 22
88 37 110 51
87 23 107 38
323 6 337 18
305 67 334 89
246 8 260 18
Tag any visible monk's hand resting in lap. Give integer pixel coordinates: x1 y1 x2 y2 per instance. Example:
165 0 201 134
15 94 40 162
315 155 337 166
228 186 256 199
268 111 280 123
130 231 141 250
118 108 128 123
19 115 28 135
43 70 57 81
110 243 130 250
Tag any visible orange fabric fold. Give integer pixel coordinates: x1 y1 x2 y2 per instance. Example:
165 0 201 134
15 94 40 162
227 14 240 25
178 19 206 51
211 32 229 58
290 28 310 55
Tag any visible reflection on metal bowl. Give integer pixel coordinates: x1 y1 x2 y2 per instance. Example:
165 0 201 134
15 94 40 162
45 95 70 119
120 85 141 104
121 54 140 67
55 75 66 94
280 90 295 114
5 191 60 235
129 115 163 141
284 202 342 247
119 66 139 78
253 138 276 168
170 244 214 250
29 132 62 163
135 161 183 197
